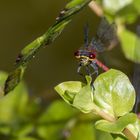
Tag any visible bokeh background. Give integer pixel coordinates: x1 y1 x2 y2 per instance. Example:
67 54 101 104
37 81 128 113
0 0 134 95
0 0 140 140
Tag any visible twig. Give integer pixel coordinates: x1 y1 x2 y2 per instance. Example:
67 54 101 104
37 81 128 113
88 1 103 17
4 0 92 95
94 108 136 140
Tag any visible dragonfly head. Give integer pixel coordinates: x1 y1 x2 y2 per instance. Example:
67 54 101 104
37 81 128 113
74 50 96 66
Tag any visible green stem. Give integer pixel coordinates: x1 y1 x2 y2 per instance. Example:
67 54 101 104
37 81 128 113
93 105 136 140
4 0 92 94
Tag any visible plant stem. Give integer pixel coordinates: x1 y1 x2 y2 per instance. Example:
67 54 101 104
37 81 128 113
92 105 116 122
93 105 136 140
123 128 136 140
88 1 103 17
4 0 92 95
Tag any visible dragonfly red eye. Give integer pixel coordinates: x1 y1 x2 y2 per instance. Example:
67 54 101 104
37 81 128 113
74 51 80 58
89 53 96 59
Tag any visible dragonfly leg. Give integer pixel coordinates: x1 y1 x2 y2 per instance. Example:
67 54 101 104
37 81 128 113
85 65 91 76
90 61 99 76
77 64 84 77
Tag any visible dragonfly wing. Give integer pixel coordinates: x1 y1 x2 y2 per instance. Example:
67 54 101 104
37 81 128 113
96 17 117 49
90 37 105 52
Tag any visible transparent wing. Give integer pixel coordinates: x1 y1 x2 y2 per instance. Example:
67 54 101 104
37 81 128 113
89 37 105 52
96 17 117 49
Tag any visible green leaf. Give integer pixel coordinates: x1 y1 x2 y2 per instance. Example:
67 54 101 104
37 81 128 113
126 118 140 139
73 84 94 113
102 0 133 13
55 77 97 113
111 134 127 140
0 71 7 86
66 0 90 9
13 137 38 140
85 75 92 85
95 113 137 133
133 0 140 14
0 71 8 97
68 123 96 140
116 4 139 24
55 81 83 105
4 66 26 94
94 69 135 117
12 123 34 137
0 72 29 136
0 80 29 123
38 100 77 123
37 100 77 140
118 28 140 63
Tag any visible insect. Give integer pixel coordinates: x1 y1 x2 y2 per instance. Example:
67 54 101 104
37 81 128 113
74 17 117 77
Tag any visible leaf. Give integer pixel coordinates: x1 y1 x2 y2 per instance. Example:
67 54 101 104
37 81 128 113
95 129 113 140
12 123 34 137
68 123 96 140
0 76 29 123
0 71 29 136
13 137 38 140
94 69 135 117
38 100 77 123
73 84 94 113
126 118 140 139
111 134 127 140
118 28 140 63
133 0 140 14
37 100 77 140
55 76 97 113
66 0 89 8
0 71 8 97
95 113 137 133
55 81 83 105
4 66 26 94
102 0 133 13
116 4 139 24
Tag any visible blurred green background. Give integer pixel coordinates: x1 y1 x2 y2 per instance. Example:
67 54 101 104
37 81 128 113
0 0 134 95
0 0 140 140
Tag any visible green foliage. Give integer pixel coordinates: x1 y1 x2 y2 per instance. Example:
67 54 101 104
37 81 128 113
55 76 96 113
0 70 114 140
118 28 140 63
1 0 140 139
103 0 133 13
95 113 137 133
133 0 140 14
94 69 135 117
100 0 140 63
55 69 136 116
55 69 138 139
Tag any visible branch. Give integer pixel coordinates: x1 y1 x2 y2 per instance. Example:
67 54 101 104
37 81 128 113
88 1 103 17
4 0 92 94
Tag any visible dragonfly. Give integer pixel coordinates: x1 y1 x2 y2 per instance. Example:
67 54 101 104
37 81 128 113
74 17 117 77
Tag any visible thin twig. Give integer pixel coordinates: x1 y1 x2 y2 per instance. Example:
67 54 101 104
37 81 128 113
95 108 136 140
88 1 103 17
